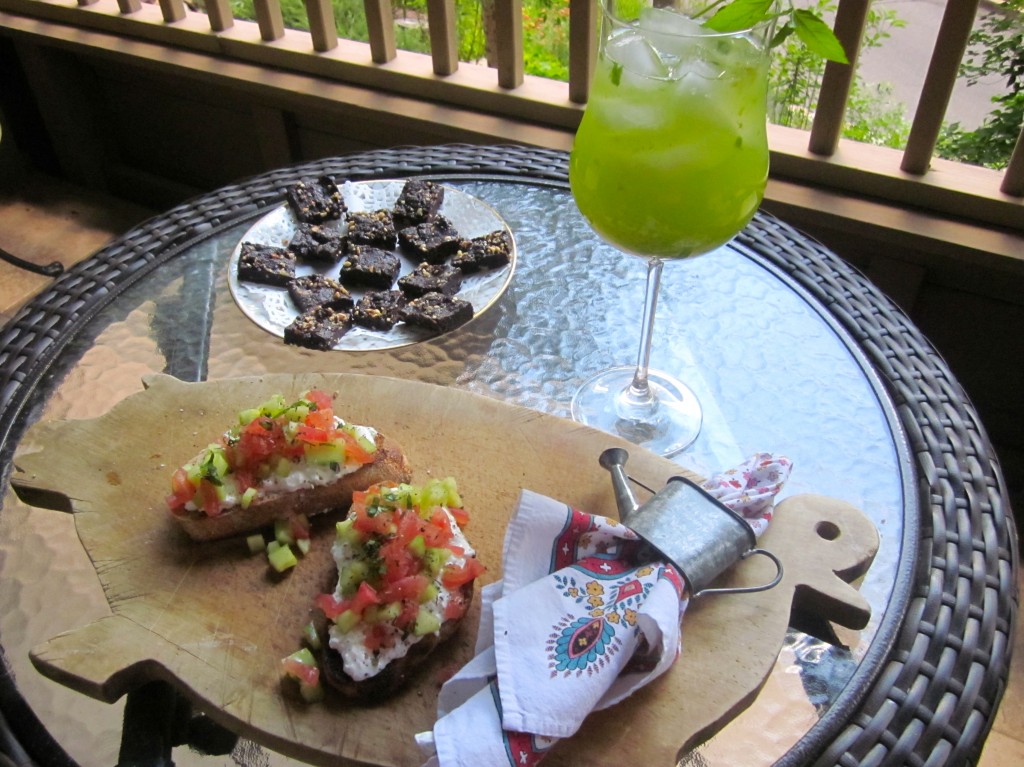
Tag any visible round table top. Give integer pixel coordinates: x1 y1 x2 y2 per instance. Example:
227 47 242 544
0 144 1016 767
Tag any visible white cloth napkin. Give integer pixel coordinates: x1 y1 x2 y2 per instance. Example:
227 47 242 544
417 453 792 766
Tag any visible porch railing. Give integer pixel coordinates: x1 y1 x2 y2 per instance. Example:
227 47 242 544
1 0 1022 234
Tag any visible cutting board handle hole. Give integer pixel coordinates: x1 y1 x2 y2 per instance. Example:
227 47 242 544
816 520 841 540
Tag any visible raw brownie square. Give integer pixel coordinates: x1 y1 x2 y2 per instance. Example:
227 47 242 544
285 176 346 223
392 179 444 229
284 305 352 350
397 215 462 264
340 245 401 289
346 209 397 248
237 242 296 287
287 274 353 313
401 292 474 333
451 230 513 273
288 223 346 264
398 262 463 298
353 290 407 330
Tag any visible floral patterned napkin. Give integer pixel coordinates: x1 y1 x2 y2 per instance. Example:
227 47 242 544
417 454 792 766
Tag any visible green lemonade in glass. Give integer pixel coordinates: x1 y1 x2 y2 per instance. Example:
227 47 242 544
570 10 771 258
568 4 774 457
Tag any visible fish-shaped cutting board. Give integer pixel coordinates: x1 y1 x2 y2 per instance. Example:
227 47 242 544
12 373 878 766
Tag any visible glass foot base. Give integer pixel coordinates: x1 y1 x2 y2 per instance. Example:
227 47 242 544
570 366 703 457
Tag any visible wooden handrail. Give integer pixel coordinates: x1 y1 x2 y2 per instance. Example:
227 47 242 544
0 0 1020 227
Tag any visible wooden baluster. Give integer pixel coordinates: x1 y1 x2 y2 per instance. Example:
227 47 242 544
365 0 398 64
1002 130 1024 198
494 0 524 89
901 0 981 174
116 0 142 13
807 0 867 157
306 0 339 53
253 0 285 42
204 0 234 32
427 0 459 76
568 0 596 105
158 0 187 24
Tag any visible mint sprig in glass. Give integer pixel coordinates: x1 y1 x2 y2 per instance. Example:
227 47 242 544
703 0 849 62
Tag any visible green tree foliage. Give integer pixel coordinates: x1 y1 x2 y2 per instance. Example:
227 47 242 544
767 0 907 146
222 0 916 151
937 0 1023 170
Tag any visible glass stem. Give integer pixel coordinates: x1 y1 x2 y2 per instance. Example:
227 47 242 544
620 257 663 415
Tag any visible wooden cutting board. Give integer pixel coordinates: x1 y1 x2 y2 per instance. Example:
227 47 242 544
12 373 878 766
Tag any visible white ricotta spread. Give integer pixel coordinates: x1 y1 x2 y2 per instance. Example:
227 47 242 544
184 420 377 513
327 507 475 682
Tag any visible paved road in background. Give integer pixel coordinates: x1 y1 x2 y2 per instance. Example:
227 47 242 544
855 0 1008 129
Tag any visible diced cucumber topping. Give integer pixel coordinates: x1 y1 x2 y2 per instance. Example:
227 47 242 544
413 607 442 636
335 608 360 633
260 394 288 417
296 537 311 556
440 476 463 508
420 480 449 510
338 560 369 597
238 407 261 425
185 463 203 487
275 518 295 546
286 647 317 667
299 680 324 703
305 442 346 466
267 541 298 572
303 621 322 650
376 601 402 622
342 424 377 454
240 487 258 509
423 547 450 577
420 582 439 604
246 533 265 554
407 534 426 558
335 518 358 544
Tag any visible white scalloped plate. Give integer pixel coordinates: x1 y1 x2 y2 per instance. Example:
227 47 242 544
228 180 516 351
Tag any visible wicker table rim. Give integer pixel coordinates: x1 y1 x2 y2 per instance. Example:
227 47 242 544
0 143 1017 767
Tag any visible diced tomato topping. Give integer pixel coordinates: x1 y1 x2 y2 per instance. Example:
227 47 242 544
394 509 424 547
424 509 454 547
363 622 396 652
232 467 256 493
166 471 195 514
449 506 470 527
337 429 374 465
394 599 420 630
294 424 331 444
441 557 486 589
380 538 418 581
315 593 349 620
197 479 222 517
305 389 334 413
444 591 469 621
289 515 311 541
305 407 335 433
236 417 290 468
281 656 320 686
381 574 429 603
351 581 381 614
352 503 395 536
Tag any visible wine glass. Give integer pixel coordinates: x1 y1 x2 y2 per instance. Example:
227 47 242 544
569 0 775 457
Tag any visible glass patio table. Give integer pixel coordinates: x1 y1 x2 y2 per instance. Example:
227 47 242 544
0 144 1016 767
